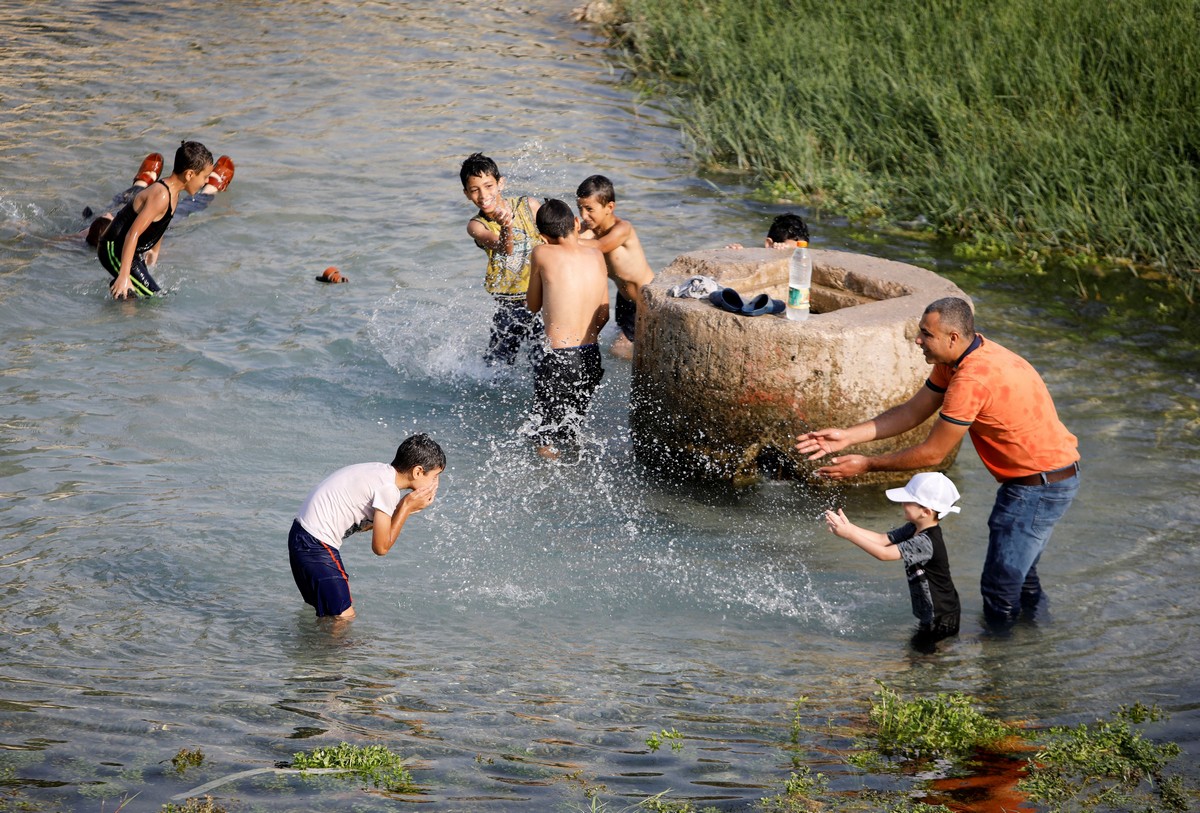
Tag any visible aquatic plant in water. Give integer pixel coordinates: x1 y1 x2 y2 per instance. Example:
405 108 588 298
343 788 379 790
861 682 1012 761
169 748 205 774
604 0 1200 298
160 795 226 813
290 741 416 793
1018 703 1190 812
569 689 1191 813
645 728 685 753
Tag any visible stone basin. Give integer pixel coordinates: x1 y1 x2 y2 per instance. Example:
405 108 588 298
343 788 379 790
629 248 970 486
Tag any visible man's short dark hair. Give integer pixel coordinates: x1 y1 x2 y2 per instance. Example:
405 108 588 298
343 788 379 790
767 213 809 244
576 174 615 205
459 152 501 187
172 140 213 175
391 433 446 473
536 198 575 239
925 297 975 338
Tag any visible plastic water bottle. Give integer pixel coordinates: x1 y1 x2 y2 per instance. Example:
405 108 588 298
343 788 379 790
787 241 812 321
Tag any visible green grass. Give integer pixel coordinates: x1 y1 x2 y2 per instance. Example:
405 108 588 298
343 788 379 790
1019 703 1189 812
291 741 416 793
864 682 1012 761
606 0 1200 297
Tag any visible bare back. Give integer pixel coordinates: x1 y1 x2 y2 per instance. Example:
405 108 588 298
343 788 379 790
527 239 610 350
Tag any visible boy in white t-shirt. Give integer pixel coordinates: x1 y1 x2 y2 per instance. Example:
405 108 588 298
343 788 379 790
288 434 445 619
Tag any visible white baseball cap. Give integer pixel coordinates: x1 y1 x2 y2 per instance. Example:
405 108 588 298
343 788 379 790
885 472 961 519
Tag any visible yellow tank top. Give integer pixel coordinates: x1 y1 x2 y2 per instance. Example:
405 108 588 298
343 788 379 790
472 196 543 296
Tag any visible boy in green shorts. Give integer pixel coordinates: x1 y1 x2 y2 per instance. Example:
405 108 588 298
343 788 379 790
97 141 215 299
460 152 545 366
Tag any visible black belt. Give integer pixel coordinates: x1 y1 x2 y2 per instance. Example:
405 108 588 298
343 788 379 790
1004 461 1079 486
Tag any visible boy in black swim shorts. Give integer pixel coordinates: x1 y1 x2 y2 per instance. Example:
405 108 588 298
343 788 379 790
525 199 610 460
575 175 654 360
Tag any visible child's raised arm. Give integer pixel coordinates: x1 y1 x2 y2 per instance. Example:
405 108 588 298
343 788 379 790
582 219 632 254
824 509 901 561
467 210 511 253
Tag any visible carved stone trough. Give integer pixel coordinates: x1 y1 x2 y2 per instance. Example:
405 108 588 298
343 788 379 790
629 248 969 486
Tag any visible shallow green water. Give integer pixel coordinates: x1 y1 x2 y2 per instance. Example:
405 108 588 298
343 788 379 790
0 2 1197 811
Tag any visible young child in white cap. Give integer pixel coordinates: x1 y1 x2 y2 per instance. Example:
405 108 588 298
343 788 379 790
824 471 962 649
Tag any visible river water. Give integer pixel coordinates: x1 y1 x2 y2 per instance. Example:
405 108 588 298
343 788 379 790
1 2 1197 811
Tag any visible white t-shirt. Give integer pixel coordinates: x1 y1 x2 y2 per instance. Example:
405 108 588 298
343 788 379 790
295 462 403 550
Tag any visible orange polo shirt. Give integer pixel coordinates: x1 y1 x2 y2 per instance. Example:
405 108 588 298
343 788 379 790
927 335 1079 482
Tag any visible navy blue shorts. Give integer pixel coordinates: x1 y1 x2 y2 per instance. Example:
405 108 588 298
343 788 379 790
288 519 353 617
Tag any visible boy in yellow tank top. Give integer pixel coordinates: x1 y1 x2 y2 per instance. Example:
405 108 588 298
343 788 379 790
460 153 546 366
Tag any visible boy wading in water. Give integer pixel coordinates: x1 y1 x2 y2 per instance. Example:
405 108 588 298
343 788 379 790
288 434 445 620
97 141 214 299
575 175 654 360
525 199 609 461
460 152 545 366
824 471 962 652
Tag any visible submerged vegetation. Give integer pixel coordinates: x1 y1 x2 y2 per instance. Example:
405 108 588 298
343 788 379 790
1020 703 1190 812
168 748 205 775
290 741 417 794
645 727 686 753
0 690 1190 810
574 686 1192 813
863 682 1010 761
604 0 1200 298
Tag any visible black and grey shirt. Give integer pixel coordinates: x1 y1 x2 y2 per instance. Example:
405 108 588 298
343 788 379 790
887 522 960 629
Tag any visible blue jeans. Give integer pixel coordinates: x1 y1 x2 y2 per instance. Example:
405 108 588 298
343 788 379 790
981 472 1080 624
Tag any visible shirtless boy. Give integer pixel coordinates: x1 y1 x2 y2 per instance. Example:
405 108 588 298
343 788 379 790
97 141 216 300
525 199 610 460
575 175 654 359
461 152 545 366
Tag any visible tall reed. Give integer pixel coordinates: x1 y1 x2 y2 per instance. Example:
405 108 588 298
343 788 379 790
609 0 1200 290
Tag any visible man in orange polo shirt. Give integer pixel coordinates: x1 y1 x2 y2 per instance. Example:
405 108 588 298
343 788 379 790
795 297 1080 627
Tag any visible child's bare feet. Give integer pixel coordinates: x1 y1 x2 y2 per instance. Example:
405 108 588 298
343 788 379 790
610 333 633 360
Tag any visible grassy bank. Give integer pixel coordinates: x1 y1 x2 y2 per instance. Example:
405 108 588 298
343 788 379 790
605 0 1200 297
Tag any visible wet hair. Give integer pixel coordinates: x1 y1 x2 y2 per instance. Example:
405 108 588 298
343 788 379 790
459 152 502 187
767 213 809 244
172 140 214 175
391 433 446 473
924 297 976 339
535 198 576 239
576 174 615 205
85 215 112 247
